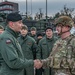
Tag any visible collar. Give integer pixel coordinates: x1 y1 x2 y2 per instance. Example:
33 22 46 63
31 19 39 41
21 35 28 40
46 35 54 41
6 26 19 38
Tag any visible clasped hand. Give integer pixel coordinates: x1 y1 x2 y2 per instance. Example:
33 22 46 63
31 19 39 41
34 59 42 69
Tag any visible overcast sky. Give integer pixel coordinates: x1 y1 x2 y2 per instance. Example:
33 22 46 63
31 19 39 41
1 0 75 17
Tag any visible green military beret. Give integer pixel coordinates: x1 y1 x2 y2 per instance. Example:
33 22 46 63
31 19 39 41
30 27 36 31
22 25 28 30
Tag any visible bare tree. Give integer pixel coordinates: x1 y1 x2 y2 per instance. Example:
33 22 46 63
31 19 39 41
60 5 74 17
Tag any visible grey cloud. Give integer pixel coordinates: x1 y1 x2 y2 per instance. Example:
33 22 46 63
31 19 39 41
15 1 75 17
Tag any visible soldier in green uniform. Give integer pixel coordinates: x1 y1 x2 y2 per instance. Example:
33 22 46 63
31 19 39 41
36 16 75 75
35 32 43 75
18 25 37 75
36 26 58 75
36 32 43 44
30 27 37 41
0 13 41 75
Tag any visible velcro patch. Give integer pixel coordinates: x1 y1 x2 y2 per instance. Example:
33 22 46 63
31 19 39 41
27 42 32 45
6 39 11 44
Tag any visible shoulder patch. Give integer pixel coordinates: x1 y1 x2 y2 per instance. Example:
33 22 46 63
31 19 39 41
6 39 11 44
27 42 32 45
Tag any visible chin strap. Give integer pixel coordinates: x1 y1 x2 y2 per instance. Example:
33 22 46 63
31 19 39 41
60 25 70 35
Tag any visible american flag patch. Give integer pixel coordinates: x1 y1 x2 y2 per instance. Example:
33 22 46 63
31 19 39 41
6 39 11 44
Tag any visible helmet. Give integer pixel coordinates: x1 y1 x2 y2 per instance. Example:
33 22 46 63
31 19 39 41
55 16 74 28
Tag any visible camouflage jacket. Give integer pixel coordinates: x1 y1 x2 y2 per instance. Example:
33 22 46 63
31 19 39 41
42 35 75 73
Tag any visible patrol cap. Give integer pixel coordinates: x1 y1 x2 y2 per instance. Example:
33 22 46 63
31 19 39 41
30 27 36 31
6 13 22 22
45 26 53 31
21 25 28 30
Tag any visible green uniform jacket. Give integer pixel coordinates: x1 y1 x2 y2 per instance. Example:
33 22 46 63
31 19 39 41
37 35 58 59
18 35 37 75
0 27 34 75
36 35 57 75
18 35 37 59
30 34 37 42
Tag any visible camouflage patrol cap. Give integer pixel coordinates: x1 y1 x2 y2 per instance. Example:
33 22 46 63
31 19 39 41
22 25 28 30
30 27 36 31
55 16 74 28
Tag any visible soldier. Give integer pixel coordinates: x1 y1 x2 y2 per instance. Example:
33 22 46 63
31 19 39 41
0 13 41 75
36 31 43 44
36 16 75 75
17 25 37 75
30 27 37 41
35 32 43 75
36 26 58 75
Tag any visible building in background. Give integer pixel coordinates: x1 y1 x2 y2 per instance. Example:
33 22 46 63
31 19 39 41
0 1 18 14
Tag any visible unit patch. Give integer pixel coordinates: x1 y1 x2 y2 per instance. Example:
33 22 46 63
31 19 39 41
6 39 11 44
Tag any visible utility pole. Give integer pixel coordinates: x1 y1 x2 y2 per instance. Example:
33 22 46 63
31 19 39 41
31 0 32 16
26 0 28 18
46 0 48 26
4 0 7 1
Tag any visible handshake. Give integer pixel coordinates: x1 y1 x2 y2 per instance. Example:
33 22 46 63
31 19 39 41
34 59 43 69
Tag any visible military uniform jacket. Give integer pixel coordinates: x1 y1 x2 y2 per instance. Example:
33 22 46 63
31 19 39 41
30 34 37 42
0 27 34 75
36 35 58 59
18 35 37 59
42 35 75 72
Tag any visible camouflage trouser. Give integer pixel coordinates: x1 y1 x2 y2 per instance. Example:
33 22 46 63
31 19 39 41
54 69 71 75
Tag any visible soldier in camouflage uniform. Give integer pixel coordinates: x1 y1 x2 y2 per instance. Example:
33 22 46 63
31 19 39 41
38 16 75 75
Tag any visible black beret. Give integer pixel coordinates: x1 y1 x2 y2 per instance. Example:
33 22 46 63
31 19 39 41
6 13 22 22
45 26 53 31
